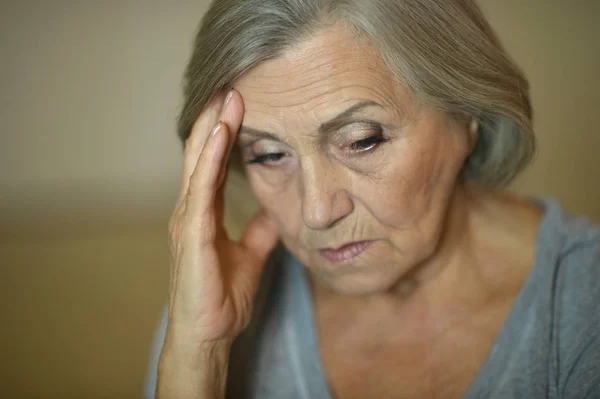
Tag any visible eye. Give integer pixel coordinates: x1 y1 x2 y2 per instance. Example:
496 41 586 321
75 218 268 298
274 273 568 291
348 128 389 152
246 152 287 165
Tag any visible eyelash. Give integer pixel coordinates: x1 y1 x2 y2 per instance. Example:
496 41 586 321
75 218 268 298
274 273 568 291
245 126 388 165
246 152 287 165
349 132 388 152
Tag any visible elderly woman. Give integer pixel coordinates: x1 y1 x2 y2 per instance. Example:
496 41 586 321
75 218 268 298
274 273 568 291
146 0 600 398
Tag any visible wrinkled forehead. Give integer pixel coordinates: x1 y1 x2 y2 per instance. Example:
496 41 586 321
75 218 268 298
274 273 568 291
233 23 410 134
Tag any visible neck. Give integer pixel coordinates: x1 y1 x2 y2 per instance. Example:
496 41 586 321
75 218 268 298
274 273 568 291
393 184 474 297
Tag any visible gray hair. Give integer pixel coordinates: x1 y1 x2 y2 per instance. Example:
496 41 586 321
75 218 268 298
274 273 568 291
178 0 535 188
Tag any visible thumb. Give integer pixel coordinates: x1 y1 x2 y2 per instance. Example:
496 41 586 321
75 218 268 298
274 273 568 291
241 209 279 263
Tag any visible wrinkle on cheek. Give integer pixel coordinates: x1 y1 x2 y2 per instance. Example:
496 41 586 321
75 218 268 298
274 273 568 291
368 141 463 245
364 154 432 229
356 216 375 244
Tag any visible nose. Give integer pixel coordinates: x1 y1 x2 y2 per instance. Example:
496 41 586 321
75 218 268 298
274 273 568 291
300 158 354 230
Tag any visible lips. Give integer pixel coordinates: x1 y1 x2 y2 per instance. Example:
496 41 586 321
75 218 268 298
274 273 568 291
318 240 373 264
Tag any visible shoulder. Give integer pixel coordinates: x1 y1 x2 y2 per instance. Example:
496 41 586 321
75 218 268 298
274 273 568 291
537 199 600 398
535 197 599 293
545 199 600 316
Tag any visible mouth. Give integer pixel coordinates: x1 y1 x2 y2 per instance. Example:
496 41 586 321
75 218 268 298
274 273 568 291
318 241 373 264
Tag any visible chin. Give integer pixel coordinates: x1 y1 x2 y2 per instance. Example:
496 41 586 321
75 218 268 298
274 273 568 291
318 268 403 297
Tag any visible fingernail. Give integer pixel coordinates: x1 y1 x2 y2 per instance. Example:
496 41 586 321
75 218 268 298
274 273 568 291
224 90 234 106
211 121 223 136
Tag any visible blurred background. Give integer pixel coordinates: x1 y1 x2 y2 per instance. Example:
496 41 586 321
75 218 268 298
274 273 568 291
1 0 598 398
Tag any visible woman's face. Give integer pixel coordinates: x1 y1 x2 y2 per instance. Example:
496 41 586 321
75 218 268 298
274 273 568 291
234 23 473 296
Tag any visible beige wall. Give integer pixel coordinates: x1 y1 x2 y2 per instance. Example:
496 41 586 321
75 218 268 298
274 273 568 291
1 1 598 398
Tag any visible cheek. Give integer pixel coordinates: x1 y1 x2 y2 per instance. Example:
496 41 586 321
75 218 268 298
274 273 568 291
246 168 303 236
361 141 442 227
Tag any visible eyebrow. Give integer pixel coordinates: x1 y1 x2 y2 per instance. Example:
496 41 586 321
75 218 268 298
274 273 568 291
238 100 384 141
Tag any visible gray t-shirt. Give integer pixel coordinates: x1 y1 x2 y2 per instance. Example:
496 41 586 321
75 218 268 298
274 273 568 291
145 198 600 398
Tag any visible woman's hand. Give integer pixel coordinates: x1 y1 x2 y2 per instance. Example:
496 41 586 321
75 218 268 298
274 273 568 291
157 90 279 399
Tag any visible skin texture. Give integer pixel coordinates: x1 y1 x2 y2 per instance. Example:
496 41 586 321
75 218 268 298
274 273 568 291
234 22 543 398
235 23 474 296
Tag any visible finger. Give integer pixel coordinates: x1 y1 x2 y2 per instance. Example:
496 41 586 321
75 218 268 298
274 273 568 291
218 89 244 178
220 89 244 142
213 90 245 227
177 91 226 205
178 89 243 211
183 121 229 245
241 210 280 264
213 165 228 232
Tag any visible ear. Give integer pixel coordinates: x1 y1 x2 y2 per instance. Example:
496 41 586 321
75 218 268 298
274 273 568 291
467 118 479 153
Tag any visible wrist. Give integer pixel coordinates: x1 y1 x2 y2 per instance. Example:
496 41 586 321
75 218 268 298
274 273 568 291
162 335 232 367
157 339 231 399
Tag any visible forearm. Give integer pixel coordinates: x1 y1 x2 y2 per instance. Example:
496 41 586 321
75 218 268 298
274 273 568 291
156 340 231 399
